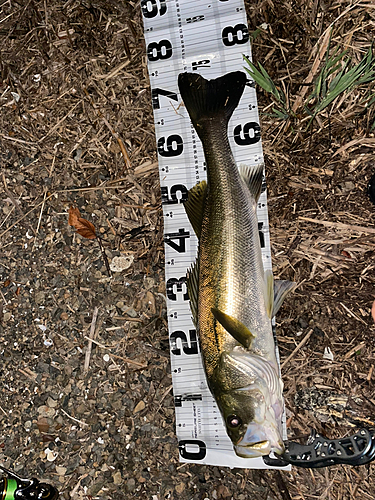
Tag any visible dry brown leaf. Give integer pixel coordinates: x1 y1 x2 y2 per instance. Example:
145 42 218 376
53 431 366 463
68 206 97 240
68 206 81 227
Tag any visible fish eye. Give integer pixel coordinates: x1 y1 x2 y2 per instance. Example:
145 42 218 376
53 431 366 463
227 414 242 428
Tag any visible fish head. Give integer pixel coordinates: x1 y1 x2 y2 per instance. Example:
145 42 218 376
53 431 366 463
213 349 285 458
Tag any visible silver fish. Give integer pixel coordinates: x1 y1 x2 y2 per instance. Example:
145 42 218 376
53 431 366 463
178 71 295 458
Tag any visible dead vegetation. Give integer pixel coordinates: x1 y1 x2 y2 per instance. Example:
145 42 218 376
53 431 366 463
0 0 374 499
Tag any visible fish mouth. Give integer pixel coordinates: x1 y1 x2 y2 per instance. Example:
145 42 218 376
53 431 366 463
235 440 271 458
234 422 285 458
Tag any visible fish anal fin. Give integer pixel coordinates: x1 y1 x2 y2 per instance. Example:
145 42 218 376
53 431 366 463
264 271 296 318
211 308 255 349
264 269 274 319
184 181 207 238
272 280 296 318
187 260 199 327
238 163 264 203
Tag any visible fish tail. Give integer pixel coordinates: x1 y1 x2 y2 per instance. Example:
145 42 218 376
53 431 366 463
178 72 247 133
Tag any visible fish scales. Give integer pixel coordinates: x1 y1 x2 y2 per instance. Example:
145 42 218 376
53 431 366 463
178 71 294 459
198 120 275 375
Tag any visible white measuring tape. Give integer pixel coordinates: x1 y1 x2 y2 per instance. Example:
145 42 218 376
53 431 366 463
141 0 288 468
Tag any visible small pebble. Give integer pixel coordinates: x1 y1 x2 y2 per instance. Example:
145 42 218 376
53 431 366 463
38 405 56 418
133 400 145 413
113 471 122 485
55 466 67 476
110 255 134 272
127 478 136 492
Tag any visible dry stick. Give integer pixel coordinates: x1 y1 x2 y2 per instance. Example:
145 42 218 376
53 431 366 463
83 336 147 368
32 188 48 251
84 306 99 372
299 216 375 235
340 302 367 325
60 408 88 427
83 87 131 169
280 329 314 370
291 29 332 113
2 174 23 215
344 341 366 360
96 236 112 278
333 137 375 157
0 289 8 305
0 133 37 146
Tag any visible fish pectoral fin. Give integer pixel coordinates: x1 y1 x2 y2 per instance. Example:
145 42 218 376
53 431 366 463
183 181 207 238
238 163 264 203
272 280 296 318
187 260 199 327
211 308 255 349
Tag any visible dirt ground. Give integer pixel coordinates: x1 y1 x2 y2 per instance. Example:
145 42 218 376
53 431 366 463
0 0 374 499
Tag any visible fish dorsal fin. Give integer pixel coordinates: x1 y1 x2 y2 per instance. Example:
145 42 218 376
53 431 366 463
273 279 296 318
187 260 199 327
211 308 255 349
264 270 296 318
238 163 264 203
183 181 207 239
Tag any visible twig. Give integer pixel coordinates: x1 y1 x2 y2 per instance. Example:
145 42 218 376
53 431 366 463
2 174 24 215
281 329 314 370
343 341 366 360
292 29 332 113
83 336 147 368
0 133 37 146
97 236 112 278
0 289 8 305
299 216 375 234
84 307 99 372
33 188 48 251
340 302 367 325
60 408 88 427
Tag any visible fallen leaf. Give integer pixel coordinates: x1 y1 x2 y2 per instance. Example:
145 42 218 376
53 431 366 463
372 300 375 324
68 206 81 226
68 206 97 239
